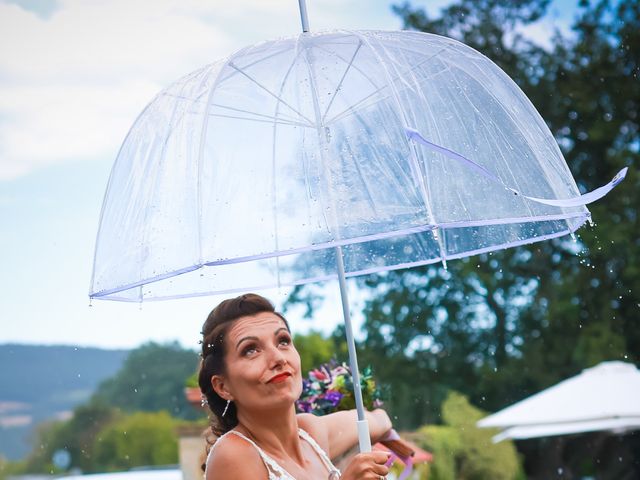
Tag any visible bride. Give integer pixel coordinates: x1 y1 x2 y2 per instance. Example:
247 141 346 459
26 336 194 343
199 293 393 480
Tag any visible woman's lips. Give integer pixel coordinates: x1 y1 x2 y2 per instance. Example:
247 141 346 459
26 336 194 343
268 373 291 383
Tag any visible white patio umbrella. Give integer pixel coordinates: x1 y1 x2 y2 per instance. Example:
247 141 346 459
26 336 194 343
89 2 625 452
478 361 640 442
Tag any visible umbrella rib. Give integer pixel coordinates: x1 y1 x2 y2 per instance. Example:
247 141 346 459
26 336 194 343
215 45 294 84
228 62 315 127
351 31 445 261
208 113 310 128
321 41 363 124
344 139 380 218
210 103 310 127
324 48 449 126
329 57 449 125
270 41 306 288
160 92 305 126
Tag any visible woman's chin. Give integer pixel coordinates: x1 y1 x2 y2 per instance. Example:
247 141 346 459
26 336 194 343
254 390 300 411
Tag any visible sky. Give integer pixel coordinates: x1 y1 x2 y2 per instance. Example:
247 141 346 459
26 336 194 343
0 0 580 351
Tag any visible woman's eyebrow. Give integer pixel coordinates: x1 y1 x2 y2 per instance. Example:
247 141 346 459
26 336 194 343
236 336 259 350
274 327 289 335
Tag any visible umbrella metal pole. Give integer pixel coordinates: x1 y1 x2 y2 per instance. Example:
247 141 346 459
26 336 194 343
298 0 310 32
335 245 372 453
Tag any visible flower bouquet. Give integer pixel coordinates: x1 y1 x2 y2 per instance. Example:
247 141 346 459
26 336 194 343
296 361 384 416
297 361 422 479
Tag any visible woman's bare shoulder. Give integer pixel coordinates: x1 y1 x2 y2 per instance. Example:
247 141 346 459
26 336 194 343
296 412 323 432
205 433 267 480
296 413 330 450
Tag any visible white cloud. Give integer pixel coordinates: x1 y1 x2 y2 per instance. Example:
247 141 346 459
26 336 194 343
0 0 400 181
0 1 236 82
0 81 159 178
0 1 263 180
516 16 572 50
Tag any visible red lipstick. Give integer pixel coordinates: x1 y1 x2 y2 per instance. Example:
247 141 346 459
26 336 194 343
268 372 291 383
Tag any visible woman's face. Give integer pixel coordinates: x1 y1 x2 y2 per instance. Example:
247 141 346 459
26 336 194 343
214 312 302 415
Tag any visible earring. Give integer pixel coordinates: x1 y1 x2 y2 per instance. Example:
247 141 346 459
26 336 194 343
222 399 231 417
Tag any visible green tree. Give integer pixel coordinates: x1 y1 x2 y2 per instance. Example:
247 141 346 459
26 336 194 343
0 456 27 479
16 401 119 474
93 342 199 419
417 392 522 480
294 330 341 373
287 0 639 475
92 411 178 471
358 0 639 406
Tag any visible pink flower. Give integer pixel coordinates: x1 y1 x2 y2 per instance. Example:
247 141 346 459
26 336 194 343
310 369 328 381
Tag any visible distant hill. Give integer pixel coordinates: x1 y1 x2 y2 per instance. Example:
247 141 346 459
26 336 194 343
0 344 129 460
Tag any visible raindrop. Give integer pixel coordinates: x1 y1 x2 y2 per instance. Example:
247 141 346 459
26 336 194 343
558 467 564 474
570 233 577 242
604 112 613 121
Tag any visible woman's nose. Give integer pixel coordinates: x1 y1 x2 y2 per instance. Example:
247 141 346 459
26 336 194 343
267 345 286 367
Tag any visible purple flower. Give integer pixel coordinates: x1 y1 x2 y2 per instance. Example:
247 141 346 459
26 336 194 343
296 400 312 413
324 390 343 407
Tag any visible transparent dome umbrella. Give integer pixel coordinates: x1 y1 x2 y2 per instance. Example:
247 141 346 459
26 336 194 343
89 12 626 452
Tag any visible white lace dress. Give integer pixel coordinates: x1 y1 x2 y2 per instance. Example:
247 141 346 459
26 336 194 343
206 428 341 479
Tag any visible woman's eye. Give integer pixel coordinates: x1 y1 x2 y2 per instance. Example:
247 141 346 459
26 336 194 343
278 336 291 346
242 345 258 356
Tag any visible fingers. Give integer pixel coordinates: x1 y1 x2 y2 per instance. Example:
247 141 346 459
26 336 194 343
359 450 389 465
348 451 390 479
371 450 392 463
371 460 390 477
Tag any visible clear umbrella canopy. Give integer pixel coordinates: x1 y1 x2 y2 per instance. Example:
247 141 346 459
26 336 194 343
90 30 621 301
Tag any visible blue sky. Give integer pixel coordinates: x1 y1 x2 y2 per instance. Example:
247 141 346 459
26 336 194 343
0 0 581 350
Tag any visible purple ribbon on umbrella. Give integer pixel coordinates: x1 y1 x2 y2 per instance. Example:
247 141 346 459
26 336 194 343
381 429 414 480
405 127 627 208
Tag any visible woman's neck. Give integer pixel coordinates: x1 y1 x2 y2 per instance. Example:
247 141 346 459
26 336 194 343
236 405 305 464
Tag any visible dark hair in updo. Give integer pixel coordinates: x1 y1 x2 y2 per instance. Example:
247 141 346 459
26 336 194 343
198 293 290 437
